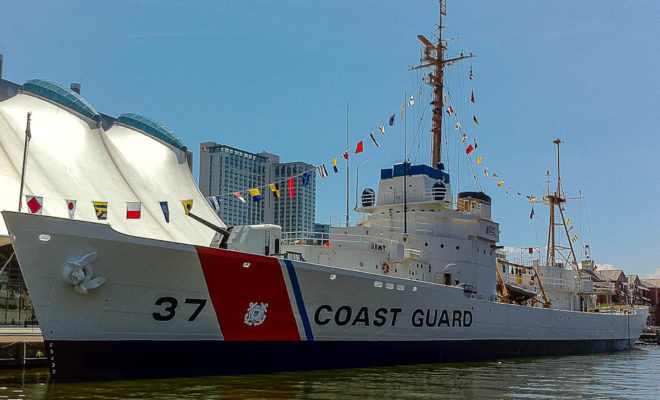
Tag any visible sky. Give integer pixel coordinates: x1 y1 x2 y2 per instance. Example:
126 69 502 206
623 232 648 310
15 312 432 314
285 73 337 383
1 1 659 278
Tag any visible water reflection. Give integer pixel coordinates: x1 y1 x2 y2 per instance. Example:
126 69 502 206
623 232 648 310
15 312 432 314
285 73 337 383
0 346 657 399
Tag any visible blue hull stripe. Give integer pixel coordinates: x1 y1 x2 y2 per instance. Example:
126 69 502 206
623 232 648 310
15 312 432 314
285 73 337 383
283 259 314 341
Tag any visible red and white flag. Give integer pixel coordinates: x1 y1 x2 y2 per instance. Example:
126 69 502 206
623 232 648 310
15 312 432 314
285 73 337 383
65 200 76 219
26 195 42 214
233 192 246 203
126 202 141 219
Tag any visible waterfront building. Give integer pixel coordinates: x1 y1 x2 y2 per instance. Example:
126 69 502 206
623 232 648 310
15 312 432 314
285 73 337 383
273 162 316 235
597 270 628 305
0 68 208 325
198 142 270 226
642 279 660 327
199 142 315 232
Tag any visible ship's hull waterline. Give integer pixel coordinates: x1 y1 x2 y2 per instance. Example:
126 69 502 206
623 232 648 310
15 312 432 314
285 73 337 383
3 212 648 381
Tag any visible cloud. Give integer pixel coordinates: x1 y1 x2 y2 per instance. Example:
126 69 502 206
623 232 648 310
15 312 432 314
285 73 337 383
645 268 660 279
502 246 542 256
596 263 616 271
502 246 519 254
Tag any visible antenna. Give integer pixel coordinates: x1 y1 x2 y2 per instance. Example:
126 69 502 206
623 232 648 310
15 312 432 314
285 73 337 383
346 102 350 228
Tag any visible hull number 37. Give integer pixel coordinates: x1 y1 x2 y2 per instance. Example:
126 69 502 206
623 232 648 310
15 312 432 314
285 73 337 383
152 297 208 321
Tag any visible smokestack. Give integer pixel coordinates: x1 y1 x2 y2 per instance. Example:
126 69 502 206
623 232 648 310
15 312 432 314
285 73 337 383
70 82 81 94
0 54 4 79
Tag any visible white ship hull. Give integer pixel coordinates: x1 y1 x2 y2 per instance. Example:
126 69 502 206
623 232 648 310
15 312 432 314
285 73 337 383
3 212 648 381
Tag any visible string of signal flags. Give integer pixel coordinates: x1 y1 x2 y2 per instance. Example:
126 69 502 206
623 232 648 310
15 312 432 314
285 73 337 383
205 94 420 209
21 194 196 223
19 85 575 235
443 80 581 234
207 81 578 236
16 94 414 223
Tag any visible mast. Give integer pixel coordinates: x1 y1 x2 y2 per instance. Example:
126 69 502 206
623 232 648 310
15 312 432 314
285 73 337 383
411 0 474 167
544 139 580 274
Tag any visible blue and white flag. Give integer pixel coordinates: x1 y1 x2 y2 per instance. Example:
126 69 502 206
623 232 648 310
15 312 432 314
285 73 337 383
207 196 218 211
301 172 311 186
160 201 170 223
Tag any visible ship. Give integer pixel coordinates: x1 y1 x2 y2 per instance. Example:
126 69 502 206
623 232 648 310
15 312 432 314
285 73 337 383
1 1 648 381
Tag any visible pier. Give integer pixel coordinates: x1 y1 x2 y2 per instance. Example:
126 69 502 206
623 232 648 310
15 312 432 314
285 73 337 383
0 326 46 368
639 327 660 345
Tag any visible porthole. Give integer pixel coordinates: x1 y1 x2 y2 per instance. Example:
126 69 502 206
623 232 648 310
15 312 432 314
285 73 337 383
425 243 428 247
440 244 444 248
456 246 460 250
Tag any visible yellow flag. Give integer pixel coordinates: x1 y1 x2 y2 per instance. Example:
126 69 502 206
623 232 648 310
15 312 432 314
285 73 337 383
476 156 482 164
497 181 504 187
269 184 280 198
566 218 571 224
529 196 537 203
181 199 193 215
249 188 263 202
572 234 579 243
92 201 108 220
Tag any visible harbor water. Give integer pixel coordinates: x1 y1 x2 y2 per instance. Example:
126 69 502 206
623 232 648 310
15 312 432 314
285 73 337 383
0 345 658 399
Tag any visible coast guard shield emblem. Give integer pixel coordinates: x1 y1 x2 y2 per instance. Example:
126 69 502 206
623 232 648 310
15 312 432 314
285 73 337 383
244 302 268 326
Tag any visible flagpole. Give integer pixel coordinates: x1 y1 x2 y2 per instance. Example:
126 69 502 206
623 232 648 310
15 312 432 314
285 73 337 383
403 93 408 234
345 102 350 228
18 112 31 212
355 166 359 210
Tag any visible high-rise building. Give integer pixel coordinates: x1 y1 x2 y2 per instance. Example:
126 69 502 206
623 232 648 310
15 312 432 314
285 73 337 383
199 142 315 232
273 162 316 234
199 142 270 226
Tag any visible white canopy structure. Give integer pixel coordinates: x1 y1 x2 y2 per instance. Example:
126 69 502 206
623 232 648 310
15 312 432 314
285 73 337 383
0 79 224 246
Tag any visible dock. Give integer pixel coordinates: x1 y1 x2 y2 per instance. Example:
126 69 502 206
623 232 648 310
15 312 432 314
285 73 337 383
0 326 47 367
638 327 660 345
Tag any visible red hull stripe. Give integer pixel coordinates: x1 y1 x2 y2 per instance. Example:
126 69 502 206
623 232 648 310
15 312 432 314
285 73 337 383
196 247 300 341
